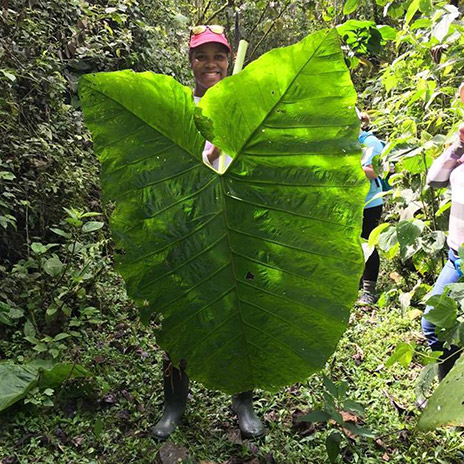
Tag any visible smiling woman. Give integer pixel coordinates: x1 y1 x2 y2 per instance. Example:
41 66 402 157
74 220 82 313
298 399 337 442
190 27 233 171
190 43 229 97
79 26 366 449
151 26 265 441
189 25 231 98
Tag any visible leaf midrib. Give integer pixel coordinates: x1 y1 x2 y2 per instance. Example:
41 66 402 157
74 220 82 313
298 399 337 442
219 175 255 387
226 29 332 172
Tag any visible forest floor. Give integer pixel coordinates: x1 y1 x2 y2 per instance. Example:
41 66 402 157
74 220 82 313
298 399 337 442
1 280 464 464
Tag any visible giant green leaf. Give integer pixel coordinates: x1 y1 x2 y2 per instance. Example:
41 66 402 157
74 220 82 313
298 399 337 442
0 361 90 412
0 362 39 412
418 353 464 430
79 29 367 394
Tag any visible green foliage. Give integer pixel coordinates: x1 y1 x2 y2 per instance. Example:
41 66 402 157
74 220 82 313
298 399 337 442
419 353 464 430
343 0 360 16
1 207 109 355
79 29 367 393
299 375 373 462
425 283 464 349
2 285 464 462
387 279 464 428
2 0 464 450
0 363 38 412
337 20 396 67
386 341 416 367
0 0 197 262
0 360 90 412
359 0 464 309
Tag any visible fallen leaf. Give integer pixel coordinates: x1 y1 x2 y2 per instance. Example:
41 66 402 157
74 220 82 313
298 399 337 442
287 383 301 395
136 347 149 360
121 389 134 402
264 453 277 464
226 429 243 445
340 410 359 423
248 443 259 454
102 393 117 404
71 436 84 447
352 344 364 365
116 409 130 421
93 355 105 364
54 427 67 442
157 441 191 464
375 438 388 450
291 409 316 436
264 410 278 423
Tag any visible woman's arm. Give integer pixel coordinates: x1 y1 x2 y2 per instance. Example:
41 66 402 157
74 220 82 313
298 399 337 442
427 128 464 188
363 164 378 180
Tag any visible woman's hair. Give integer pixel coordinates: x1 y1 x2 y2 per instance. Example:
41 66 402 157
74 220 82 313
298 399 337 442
359 112 370 130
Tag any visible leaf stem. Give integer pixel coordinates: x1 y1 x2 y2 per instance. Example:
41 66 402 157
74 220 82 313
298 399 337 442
218 39 248 173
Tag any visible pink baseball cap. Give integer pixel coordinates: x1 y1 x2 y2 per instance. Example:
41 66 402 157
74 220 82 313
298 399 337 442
189 25 231 52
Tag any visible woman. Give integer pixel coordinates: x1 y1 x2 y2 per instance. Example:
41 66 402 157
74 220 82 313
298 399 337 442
421 122 464 381
358 112 384 304
152 25 264 440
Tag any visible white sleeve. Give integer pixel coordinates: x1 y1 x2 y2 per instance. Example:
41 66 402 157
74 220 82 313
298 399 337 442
427 140 464 188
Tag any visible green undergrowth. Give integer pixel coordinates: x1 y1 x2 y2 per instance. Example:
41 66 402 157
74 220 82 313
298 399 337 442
1 286 463 464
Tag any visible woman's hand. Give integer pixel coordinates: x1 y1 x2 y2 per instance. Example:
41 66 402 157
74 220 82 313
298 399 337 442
204 144 221 164
459 123 464 143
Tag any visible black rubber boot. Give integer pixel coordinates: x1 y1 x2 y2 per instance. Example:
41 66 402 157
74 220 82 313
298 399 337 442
232 391 265 439
438 345 461 382
152 359 189 440
358 280 378 305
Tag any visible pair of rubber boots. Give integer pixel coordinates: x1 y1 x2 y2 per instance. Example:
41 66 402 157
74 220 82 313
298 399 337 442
152 360 265 440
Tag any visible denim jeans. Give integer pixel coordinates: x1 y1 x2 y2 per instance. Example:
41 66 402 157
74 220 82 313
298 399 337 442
421 249 461 351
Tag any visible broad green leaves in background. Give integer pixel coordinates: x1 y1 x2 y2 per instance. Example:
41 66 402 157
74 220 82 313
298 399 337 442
419 353 464 430
0 363 38 412
369 219 426 261
425 283 464 349
0 361 90 412
343 0 360 16
79 29 367 393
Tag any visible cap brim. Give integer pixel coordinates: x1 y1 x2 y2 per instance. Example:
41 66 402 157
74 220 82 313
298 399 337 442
189 30 231 52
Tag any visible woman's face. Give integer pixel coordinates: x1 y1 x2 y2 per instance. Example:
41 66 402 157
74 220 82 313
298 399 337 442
190 42 229 96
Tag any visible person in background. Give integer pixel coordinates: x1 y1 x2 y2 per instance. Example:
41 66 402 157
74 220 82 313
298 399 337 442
421 120 464 381
152 25 264 440
358 112 384 305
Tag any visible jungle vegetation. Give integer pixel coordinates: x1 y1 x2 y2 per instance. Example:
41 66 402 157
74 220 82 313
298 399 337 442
1 0 464 462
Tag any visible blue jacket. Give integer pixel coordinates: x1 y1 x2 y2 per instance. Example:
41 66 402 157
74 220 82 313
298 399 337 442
359 131 384 209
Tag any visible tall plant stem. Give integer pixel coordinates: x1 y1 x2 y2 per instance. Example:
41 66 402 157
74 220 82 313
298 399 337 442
204 0 233 25
218 39 248 173
197 0 213 24
421 150 444 267
245 0 292 64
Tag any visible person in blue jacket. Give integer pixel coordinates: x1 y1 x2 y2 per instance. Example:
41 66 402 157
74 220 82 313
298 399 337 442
358 112 384 304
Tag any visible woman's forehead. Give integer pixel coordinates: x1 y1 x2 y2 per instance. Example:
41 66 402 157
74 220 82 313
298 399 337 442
191 42 229 55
